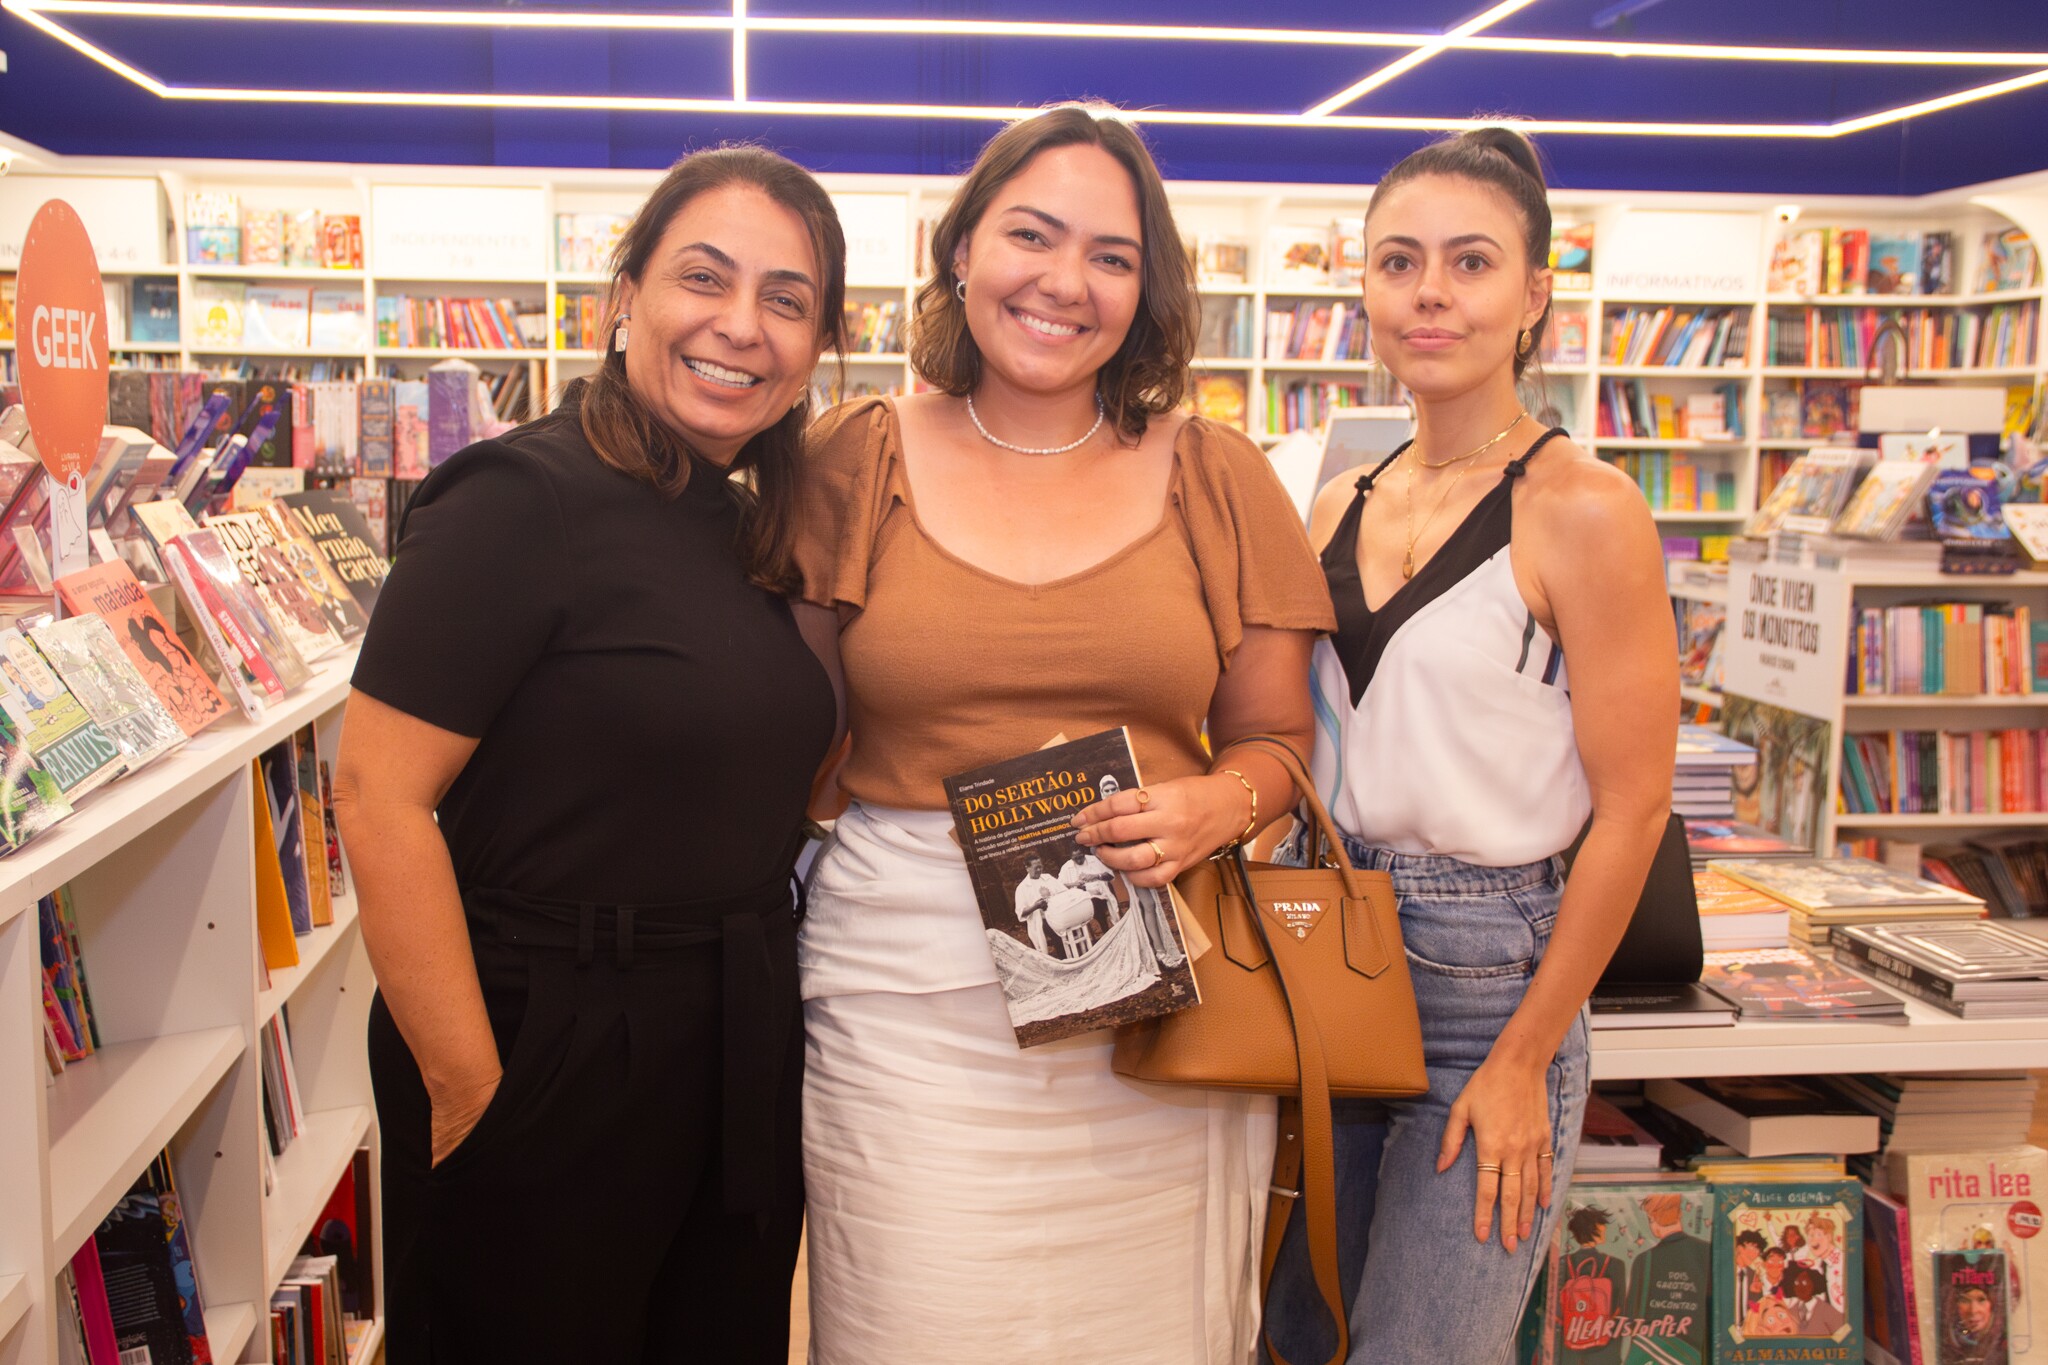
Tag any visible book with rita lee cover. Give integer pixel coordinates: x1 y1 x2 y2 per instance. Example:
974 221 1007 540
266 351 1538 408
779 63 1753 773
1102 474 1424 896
943 727 1200 1047
1888 1146 2048 1365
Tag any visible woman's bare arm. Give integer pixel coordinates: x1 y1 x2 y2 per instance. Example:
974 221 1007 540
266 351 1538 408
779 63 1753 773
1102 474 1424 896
332 689 496 1163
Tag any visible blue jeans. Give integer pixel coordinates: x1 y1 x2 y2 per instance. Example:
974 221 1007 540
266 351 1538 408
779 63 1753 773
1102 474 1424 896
1262 839 1590 1365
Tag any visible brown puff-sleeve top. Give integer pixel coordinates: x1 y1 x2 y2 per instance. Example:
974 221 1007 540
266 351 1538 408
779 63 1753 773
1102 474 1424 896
795 396 1336 812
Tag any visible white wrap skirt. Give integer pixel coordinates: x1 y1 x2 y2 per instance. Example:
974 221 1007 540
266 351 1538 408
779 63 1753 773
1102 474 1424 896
799 802 1276 1365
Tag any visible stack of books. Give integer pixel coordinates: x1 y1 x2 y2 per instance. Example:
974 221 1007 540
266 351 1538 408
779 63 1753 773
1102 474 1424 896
1673 724 1757 819
1572 1092 1670 1174
1588 981 1737 1030
1692 866 1792 951
1834 918 2048 1017
1707 856 1985 952
1645 1075 1882 1159
1682 818 1806 868
1826 1071 2039 1155
1697 945 1907 1022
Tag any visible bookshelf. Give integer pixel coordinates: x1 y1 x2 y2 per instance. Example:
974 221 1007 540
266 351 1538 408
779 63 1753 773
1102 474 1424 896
1719 552 2048 859
3 161 2044 463
0 651 376 1365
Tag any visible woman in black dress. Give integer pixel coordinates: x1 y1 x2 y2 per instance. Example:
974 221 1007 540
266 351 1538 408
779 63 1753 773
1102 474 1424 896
333 147 845 1364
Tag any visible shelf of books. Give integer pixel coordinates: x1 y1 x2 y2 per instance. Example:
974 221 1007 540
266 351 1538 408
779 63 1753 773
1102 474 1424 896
0 465 390 1362
2 164 2045 541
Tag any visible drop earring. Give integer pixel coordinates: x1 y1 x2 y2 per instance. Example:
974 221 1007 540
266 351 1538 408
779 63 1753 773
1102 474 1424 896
1517 328 1533 358
614 315 631 353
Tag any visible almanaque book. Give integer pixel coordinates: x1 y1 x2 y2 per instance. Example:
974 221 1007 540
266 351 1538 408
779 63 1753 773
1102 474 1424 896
942 727 1199 1047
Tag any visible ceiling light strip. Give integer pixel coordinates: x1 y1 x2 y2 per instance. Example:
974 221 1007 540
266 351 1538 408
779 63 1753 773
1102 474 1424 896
6 0 1421 45
1830 65 2048 134
115 81 1822 135
1304 0 1540 118
5 0 167 91
732 0 746 103
18 0 2048 70
8 0 2039 140
1452 34 2048 65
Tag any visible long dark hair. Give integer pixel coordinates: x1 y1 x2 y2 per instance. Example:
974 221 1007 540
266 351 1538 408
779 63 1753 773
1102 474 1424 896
908 103 1200 442
1367 126 1553 380
577 145 848 593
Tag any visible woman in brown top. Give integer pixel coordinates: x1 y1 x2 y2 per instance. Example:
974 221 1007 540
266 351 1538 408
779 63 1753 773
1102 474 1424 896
792 105 1335 1362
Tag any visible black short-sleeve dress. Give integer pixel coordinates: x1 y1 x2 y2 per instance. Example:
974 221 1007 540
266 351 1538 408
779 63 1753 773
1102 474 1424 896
352 388 834 1365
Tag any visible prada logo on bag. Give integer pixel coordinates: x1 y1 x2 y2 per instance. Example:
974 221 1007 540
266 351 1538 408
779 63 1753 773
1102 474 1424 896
1262 899 1327 940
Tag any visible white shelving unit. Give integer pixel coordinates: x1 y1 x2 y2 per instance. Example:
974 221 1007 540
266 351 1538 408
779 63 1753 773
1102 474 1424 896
1591 995 2048 1081
1719 554 2048 857
0 652 375 1365
5 159 2045 457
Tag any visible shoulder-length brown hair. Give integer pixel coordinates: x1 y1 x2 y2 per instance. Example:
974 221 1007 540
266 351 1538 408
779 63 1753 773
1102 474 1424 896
908 104 1199 442
576 145 847 593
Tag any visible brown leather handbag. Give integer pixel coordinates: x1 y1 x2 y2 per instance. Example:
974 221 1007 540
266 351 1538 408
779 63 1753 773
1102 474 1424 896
1111 736 1427 1365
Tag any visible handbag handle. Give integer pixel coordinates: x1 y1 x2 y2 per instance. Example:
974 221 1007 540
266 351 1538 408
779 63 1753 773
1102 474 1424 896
1224 845 1349 1365
1216 735 1367 902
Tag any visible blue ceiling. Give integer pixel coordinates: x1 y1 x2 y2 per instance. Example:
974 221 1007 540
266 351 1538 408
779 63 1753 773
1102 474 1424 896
2 0 2046 196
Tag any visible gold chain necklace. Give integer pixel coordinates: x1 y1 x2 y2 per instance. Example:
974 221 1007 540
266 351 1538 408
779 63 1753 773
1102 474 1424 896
1400 413 1528 579
1411 410 1529 469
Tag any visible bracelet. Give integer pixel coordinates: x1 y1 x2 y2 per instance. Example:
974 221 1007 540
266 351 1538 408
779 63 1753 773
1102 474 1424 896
1217 767 1258 848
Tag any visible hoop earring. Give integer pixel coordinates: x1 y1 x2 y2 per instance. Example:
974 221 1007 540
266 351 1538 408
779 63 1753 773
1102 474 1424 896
1517 328 1533 359
955 279 968 303
614 315 631 353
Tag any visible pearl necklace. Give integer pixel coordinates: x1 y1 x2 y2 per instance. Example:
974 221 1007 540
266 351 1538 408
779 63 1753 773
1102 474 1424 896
967 393 1105 456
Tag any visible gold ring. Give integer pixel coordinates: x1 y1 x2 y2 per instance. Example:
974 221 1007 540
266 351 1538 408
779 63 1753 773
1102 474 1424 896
1539 1151 1557 1161
1136 788 1152 806
1148 839 1167 868
1502 1170 1523 1179
1476 1162 1502 1173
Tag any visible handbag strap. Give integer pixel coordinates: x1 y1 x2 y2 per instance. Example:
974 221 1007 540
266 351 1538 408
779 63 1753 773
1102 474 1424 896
1229 845 1348 1365
1217 735 1368 902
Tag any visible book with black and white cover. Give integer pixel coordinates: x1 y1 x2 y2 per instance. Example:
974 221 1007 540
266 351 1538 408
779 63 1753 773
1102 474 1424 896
1834 921 2048 1004
30 615 187 771
942 728 1200 1047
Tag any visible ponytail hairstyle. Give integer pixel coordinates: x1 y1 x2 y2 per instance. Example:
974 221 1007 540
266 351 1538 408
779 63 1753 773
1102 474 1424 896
1366 125 1553 380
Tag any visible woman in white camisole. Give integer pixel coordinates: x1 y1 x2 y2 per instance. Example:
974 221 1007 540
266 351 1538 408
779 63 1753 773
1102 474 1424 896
1262 127 1680 1364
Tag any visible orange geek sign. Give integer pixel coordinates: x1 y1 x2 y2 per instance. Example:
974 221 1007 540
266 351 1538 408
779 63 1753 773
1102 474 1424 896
16 200 110 485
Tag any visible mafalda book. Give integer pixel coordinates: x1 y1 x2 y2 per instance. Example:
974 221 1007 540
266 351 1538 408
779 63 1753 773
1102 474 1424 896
944 728 1200 1047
